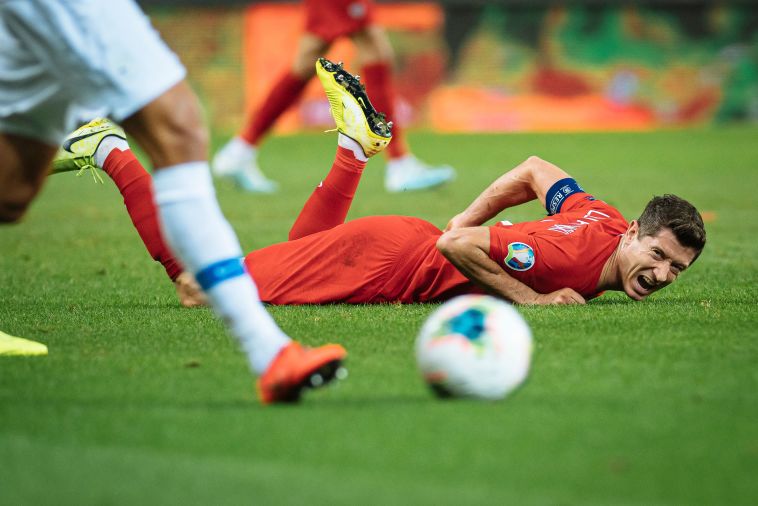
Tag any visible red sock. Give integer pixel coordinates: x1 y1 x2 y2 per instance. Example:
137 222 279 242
240 71 310 145
102 149 183 280
361 61 408 159
288 146 366 240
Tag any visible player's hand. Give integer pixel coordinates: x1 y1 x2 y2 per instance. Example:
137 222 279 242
531 288 586 305
444 213 473 232
174 271 208 308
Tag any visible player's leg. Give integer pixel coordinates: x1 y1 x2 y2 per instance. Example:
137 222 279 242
52 119 208 308
288 136 368 240
65 0 343 402
243 33 327 145
0 3 79 355
0 135 54 354
351 26 456 192
51 119 188 291
124 80 288 367
123 80 345 402
212 33 330 193
0 133 55 223
288 59 393 240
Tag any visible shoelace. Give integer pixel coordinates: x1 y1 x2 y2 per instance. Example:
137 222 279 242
75 163 104 184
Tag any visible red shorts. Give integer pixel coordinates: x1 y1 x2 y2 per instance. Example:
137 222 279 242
244 215 473 304
304 0 375 42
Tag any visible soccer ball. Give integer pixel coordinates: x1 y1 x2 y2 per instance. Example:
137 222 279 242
415 295 533 400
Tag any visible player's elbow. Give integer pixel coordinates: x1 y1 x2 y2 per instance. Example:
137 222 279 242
436 229 468 259
525 155 545 165
523 155 552 172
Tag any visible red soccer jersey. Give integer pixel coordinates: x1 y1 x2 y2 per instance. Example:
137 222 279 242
488 192 628 299
304 0 375 42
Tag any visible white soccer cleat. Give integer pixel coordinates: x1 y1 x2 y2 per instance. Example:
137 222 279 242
212 137 279 193
385 154 456 193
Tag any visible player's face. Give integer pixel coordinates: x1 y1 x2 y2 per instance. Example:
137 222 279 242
617 222 697 301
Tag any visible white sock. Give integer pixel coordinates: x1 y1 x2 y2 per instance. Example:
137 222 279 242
338 133 368 162
152 162 290 374
94 135 130 167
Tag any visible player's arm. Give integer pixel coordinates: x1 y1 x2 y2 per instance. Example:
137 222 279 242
446 156 570 231
436 227 586 305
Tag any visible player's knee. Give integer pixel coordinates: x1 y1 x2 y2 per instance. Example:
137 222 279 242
172 117 209 155
291 57 318 79
355 26 394 63
129 82 210 166
1 208 25 223
156 112 209 165
0 176 44 224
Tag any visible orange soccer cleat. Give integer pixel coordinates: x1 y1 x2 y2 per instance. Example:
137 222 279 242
257 341 347 404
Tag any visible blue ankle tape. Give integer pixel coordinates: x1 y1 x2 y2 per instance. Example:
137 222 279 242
195 258 246 290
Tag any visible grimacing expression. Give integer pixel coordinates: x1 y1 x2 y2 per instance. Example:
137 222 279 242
617 222 698 301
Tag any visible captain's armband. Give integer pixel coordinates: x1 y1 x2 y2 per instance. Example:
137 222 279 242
546 178 586 215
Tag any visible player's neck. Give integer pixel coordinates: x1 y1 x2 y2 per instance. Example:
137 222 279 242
597 236 623 292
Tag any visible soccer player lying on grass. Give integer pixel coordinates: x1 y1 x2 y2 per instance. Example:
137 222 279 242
55 59 706 307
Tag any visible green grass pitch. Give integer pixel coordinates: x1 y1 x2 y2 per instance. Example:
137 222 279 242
1 127 757 505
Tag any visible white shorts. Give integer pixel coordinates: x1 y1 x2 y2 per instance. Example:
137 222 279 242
0 0 186 145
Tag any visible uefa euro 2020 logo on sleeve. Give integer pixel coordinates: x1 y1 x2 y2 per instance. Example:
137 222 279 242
504 242 535 271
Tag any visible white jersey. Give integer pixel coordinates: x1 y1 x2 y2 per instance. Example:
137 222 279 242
0 0 186 144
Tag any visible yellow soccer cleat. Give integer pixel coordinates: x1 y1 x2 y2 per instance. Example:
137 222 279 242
51 118 127 182
0 330 48 356
316 58 392 158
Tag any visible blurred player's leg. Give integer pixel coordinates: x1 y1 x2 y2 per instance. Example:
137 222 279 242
0 135 52 354
0 133 55 223
124 81 290 373
213 34 329 193
124 81 346 401
352 26 456 193
238 72 309 148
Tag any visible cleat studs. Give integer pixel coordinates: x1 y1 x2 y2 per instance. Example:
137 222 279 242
336 367 348 380
310 373 324 387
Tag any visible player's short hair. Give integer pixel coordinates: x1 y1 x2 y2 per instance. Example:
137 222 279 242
638 194 706 263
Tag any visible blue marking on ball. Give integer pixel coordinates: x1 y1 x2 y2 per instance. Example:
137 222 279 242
448 308 486 340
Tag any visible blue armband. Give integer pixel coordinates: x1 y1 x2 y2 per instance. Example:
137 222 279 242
195 257 246 290
545 178 586 215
